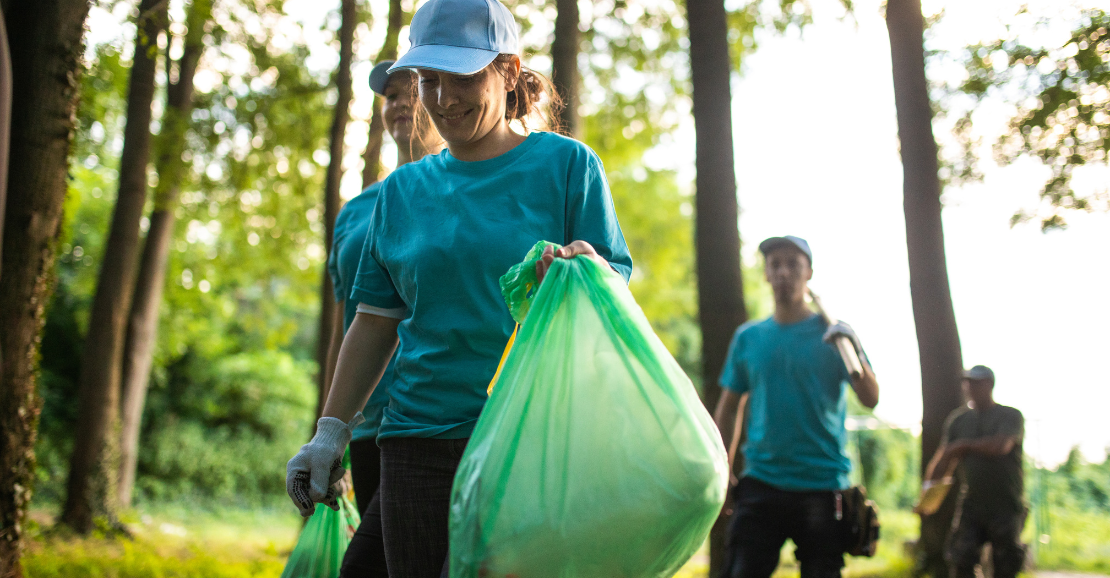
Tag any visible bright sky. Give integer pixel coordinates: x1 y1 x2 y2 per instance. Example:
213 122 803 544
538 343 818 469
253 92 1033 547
86 0 1108 466
702 0 1110 467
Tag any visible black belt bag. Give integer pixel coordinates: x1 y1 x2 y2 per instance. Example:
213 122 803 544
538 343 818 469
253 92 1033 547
836 486 880 557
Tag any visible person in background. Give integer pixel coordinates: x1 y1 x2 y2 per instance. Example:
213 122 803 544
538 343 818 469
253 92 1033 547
287 0 633 576
925 365 1026 578
714 235 880 578
324 60 443 578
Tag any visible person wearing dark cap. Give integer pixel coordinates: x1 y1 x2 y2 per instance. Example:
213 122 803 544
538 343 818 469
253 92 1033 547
287 0 632 576
714 235 880 578
925 365 1026 578
323 60 442 578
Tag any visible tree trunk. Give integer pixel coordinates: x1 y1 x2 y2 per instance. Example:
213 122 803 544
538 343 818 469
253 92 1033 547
0 0 89 571
885 0 965 575
117 0 210 508
550 0 579 137
61 0 165 533
361 0 403 189
316 0 357 420
687 0 748 576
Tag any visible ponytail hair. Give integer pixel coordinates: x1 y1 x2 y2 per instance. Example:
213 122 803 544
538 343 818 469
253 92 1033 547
492 54 564 134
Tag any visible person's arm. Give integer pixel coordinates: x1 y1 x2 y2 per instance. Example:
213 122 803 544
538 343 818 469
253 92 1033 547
323 304 346 397
322 312 401 422
850 361 879 409
714 390 749 480
824 321 879 408
924 434 1020 482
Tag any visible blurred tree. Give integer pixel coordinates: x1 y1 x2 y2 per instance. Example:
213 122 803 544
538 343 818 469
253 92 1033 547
118 0 215 508
361 0 404 187
0 0 90 570
550 0 579 136
687 1 746 575
885 0 964 575
952 8 1110 230
62 0 166 533
315 0 357 420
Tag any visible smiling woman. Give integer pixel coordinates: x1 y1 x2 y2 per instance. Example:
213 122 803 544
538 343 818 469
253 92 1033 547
285 1 633 577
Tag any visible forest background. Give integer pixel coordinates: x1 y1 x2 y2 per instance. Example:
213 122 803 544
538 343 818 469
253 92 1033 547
10 0 1110 575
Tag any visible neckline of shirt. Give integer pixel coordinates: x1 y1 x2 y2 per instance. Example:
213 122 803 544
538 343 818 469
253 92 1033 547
441 131 544 174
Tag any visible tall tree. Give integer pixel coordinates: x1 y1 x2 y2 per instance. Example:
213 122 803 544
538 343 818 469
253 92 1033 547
361 0 403 188
62 0 166 532
0 0 90 570
117 0 213 507
550 0 579 137
885 0 964 574
316 0 357 418
687 0 748 575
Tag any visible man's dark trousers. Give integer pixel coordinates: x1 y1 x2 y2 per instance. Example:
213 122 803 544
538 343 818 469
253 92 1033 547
946 506 1025 578
721 477 846 578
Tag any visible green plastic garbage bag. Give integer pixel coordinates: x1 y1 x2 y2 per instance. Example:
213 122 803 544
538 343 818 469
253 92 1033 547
449 241 729 578
281 456 361 578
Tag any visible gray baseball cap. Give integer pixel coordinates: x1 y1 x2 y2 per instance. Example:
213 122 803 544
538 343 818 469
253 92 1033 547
758 235 812 263
369 60 412 95
963 365 995 382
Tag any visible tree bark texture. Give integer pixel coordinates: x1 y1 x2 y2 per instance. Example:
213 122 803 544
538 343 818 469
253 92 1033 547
361 0 403 188
62 0 165 533
117 0 210 508
687 0 748 576
0 0 89 571
886 0 965 574
316 0 357 420
0 5 11 271
550 0 579 137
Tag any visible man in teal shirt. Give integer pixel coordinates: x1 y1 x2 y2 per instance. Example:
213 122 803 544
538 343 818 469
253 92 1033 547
714 236 880 578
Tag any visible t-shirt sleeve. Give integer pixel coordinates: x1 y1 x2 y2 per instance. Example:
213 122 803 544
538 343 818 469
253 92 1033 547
997 408 1025 441
350 190 405 312
565 149 633 282
719 327 750 394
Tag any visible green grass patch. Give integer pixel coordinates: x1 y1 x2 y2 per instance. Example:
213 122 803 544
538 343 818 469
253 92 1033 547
24 505 301 578
1028 509 1110 575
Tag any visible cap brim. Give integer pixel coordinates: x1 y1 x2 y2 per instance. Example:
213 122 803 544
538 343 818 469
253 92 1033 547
368 61 397 95
389 44 499 76
759 237 805 256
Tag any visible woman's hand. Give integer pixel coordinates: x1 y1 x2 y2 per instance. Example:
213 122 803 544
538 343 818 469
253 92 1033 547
535 240 610 284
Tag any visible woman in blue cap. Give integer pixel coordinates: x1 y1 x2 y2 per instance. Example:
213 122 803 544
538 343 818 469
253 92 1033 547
288 0 633 575
326 60 443 578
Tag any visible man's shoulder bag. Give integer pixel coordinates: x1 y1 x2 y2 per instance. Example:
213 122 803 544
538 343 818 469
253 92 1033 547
837 486 880 557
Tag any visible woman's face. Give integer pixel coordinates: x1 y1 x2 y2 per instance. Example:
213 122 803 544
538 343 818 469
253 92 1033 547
416 60 516 149
382 72 415 145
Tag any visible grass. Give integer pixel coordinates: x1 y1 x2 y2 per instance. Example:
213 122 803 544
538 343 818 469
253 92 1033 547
24 504 301 578
21 505 1109 578
1027 509 1110 575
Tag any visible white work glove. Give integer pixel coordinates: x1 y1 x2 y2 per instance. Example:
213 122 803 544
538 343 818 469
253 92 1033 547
823 321 867 361
286 412 364 517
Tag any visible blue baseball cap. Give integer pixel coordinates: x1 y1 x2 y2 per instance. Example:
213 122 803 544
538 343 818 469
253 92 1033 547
388 0 518 76
758 235 813 263
369 60 404 95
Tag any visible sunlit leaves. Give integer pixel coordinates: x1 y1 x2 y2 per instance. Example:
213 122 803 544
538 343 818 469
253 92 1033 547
952 8 1110 230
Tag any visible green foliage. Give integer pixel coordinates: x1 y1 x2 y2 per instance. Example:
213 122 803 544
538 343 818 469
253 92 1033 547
36 0 337 506
135 351 315 504
950 8 1110 230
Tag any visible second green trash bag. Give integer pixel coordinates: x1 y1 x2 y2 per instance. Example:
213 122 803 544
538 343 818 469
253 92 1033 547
449 241 728 578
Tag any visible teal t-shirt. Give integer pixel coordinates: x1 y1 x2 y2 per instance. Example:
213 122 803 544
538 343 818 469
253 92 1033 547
719 314 854 491
352 131 632 441
327 183 398 442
